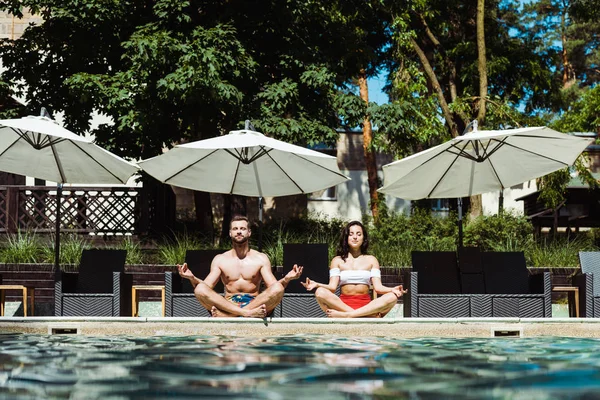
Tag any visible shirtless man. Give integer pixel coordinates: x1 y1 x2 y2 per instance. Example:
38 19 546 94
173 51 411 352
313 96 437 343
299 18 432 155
177 215 303 318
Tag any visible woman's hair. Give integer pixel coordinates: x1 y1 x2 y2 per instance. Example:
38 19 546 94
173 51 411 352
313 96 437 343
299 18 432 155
336 220 369 261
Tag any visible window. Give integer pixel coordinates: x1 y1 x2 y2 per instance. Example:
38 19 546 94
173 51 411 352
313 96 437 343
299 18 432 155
308 186 337 201
431 198 450 211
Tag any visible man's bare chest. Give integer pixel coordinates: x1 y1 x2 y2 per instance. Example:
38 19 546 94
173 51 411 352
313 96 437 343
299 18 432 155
220 258 262 281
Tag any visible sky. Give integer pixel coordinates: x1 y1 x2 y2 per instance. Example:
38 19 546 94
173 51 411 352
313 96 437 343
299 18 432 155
368 73 389 105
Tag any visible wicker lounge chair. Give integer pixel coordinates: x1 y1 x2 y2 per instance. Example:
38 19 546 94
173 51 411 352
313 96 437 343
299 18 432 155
574 251 600 317
164 249 222 317
404 249 551 317
54 249 131 316
278 243 330 318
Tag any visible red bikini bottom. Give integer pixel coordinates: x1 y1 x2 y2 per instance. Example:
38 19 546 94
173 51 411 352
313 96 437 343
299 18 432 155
340 294 371 310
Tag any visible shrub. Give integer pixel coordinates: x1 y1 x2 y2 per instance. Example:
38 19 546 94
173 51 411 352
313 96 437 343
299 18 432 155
463 212 533 251
0 230 42 263
40 234 91 267
527 235 598 268
157 231 210 265
117 236 145 265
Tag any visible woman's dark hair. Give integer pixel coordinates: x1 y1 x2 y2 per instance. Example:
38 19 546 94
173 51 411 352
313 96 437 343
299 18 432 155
336 220 369 261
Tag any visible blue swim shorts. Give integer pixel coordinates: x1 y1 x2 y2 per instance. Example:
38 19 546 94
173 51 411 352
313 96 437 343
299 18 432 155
227 294 255 308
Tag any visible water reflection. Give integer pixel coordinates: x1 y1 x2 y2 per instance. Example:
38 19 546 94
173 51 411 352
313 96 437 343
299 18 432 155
1 334 600 398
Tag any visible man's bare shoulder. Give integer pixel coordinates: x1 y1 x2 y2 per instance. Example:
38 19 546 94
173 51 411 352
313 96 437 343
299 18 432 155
249 249 270 263
212 250 233 265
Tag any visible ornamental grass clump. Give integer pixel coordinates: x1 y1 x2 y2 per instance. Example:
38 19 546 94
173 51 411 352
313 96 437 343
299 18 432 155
0 230 42 264
527 235 598 268
40 234 91 269
157 232 205 265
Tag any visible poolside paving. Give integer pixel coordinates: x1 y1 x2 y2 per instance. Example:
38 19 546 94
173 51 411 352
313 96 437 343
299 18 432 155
2 316 600 338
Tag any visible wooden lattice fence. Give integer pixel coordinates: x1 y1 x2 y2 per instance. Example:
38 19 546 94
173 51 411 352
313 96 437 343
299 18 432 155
0 186 146 235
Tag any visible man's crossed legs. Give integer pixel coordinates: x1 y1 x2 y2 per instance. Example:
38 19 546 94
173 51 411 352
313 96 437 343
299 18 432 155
193 281 285 318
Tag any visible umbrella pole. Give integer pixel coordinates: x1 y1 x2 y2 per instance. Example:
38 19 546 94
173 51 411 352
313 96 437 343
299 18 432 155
499 190 504 214
458 197 464 249
54 184 62 272
258 196 263 252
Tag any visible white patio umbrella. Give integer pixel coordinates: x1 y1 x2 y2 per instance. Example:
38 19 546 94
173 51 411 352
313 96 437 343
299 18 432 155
0 114 140 270
139 124 350 249
379 123 593 246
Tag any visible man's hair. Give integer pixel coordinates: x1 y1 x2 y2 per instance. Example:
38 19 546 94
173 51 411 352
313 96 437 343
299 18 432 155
230 215 250 228
336 220 369 261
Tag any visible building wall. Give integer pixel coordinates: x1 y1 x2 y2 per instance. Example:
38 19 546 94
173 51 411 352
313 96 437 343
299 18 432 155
308 131 409 220
481 180 537 216
0 10 43 40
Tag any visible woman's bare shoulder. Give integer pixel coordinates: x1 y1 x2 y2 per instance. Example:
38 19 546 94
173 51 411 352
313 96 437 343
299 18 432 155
365 254 380 267
330 256 344 268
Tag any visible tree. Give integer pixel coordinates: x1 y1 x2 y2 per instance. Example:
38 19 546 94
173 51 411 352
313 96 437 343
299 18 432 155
515 0 600 234
374 0 559 218
0 0 388 236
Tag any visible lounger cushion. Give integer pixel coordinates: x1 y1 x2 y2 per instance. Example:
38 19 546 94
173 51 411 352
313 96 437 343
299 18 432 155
411 251 461 294
482 251 529 294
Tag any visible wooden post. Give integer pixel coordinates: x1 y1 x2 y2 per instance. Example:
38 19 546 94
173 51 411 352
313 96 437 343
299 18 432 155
5 186 19 234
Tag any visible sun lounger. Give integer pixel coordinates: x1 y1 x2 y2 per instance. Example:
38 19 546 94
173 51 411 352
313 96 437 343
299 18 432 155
54 249 131 316
404 249 551 317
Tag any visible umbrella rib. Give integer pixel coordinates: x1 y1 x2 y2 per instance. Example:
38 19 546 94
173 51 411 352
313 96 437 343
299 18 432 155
286 153 349 181
0 134 23 159
229 157 243 194
500 141 571 165
427 142 467 198
264 152 305 193
68 140 127 183
9 127 67 149
164 149 220 183
50 142 67 183
485 158 505 190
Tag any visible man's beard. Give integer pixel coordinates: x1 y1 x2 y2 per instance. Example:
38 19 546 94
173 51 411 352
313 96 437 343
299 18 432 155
232 235 249 244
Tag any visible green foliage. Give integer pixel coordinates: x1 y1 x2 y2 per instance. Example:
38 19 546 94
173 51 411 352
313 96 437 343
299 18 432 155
156 232 207 265
552 85 600 133
0 0 389 160
366 209 457 266
117 236 145 265
463 213 534 251
0 231 42 263
260 214 345 266
527 235 597 267
40 235 91 266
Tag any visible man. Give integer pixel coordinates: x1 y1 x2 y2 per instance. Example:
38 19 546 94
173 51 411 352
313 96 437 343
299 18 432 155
177 215 303 318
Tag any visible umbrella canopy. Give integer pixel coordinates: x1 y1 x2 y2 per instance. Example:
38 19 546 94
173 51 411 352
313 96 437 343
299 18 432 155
0 115 138 184
139 128 349 197
379 126 593 200
0 114 140 271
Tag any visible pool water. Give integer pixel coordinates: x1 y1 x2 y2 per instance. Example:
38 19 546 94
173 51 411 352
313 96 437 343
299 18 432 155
1 334 600 399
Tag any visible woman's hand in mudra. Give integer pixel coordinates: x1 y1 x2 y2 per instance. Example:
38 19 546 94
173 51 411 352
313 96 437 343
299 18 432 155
301 277 318 291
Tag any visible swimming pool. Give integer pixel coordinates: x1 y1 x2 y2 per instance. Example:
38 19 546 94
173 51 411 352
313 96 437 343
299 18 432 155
1 334 600 399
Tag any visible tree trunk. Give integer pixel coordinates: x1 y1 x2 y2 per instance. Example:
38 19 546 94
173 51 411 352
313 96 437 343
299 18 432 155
469 194 483 220
476 0 487 124
561 11 575 89
358 69 379 221
410 38 460 137
470 0 487 219
193 191 214 241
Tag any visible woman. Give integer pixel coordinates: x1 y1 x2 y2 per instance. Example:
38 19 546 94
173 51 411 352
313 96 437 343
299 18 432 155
301 221 406 318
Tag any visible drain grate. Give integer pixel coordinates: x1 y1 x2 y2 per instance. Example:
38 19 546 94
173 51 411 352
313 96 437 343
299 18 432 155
491 326 523 338
48 325 81 335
